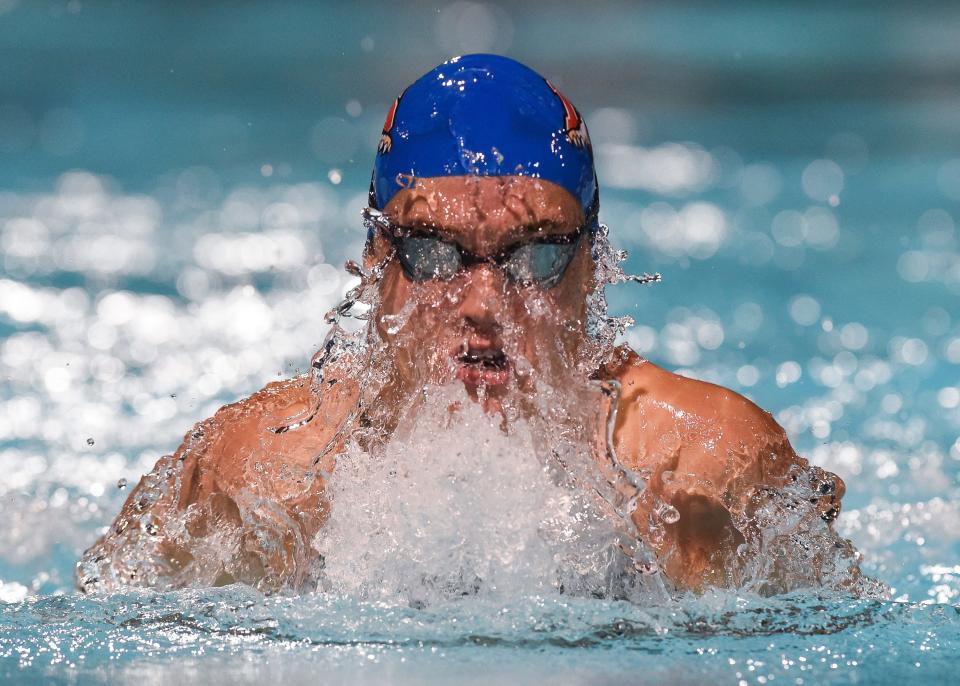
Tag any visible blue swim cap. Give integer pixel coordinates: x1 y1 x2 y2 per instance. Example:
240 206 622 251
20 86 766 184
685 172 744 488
371 54 597 215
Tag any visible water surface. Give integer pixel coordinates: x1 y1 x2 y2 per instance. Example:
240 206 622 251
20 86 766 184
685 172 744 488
2 1 959 683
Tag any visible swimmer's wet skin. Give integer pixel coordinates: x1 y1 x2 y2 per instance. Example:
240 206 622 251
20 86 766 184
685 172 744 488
77 55 857 595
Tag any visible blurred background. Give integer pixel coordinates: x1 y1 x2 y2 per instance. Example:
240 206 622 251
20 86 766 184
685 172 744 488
0 1 958 601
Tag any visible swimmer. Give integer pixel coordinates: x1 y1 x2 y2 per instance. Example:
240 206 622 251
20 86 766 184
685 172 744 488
78 55 850 594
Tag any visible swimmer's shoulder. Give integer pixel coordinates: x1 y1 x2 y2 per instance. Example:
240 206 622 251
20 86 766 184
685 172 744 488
184 374 314 451
603 346 792 475
605 347 776 424
173 373 354 501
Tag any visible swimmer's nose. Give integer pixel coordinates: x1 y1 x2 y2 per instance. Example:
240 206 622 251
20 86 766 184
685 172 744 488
458 264 503 331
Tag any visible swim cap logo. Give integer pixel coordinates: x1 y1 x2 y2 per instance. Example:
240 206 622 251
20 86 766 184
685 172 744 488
378 91 404 154
546 80 589 149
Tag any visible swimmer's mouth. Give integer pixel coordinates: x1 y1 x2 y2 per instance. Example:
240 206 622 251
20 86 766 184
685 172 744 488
459 348 507 367
455 344 510 386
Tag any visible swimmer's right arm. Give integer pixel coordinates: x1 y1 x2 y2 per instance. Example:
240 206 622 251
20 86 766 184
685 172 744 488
76 374 355 593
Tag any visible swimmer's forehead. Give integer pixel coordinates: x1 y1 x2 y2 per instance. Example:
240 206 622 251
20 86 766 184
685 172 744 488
382 176 584 250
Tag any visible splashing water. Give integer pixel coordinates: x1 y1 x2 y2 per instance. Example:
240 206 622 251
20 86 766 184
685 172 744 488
74 206 874 605
298 210 670 602
316 384 647 604
310 211 872 600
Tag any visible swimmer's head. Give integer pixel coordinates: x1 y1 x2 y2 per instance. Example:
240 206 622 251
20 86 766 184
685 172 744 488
369 53 597 219
364 56 600 405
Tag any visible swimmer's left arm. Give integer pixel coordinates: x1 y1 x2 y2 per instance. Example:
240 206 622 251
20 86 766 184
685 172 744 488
654 381 846 529
612 353 844 521
706 392 846 525
610 352 846 588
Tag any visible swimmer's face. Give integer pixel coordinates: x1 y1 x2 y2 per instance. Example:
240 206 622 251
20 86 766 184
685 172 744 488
366 176 594 399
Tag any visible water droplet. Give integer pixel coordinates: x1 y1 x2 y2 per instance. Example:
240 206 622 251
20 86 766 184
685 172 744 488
117 478 128 490
660 504 680 524
382 314 404 335
655 501 681 524
634 559 659 575
86 437 95 446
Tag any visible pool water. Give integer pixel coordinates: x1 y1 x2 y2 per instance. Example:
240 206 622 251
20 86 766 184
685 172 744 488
1 1 959 684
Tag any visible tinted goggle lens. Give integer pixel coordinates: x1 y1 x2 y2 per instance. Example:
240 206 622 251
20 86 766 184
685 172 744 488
501 241 578 288
396 236 462 281
394 234 580 288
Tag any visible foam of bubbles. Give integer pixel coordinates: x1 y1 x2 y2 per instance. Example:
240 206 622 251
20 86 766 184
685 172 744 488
316 385 639 604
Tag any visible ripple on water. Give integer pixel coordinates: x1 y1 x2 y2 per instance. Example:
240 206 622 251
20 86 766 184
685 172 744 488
2 589 959 684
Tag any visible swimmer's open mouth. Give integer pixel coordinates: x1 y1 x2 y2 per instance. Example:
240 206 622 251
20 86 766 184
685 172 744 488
459 348 507 368
455 344 510 386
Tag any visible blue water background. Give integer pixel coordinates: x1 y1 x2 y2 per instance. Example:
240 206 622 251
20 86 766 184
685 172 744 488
1 1 959 683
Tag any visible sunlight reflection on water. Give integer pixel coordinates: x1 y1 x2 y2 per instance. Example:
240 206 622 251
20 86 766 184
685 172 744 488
2 0 960 681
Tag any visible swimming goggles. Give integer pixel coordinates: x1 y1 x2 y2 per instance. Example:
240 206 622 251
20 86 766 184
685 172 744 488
364 208 588 289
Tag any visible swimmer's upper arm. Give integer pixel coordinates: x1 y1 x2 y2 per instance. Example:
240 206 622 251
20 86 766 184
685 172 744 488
77 376 330 592
667 366 847 526
173 373 345 502
616 356 796 483
612 353 847 588
614 351 844 517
